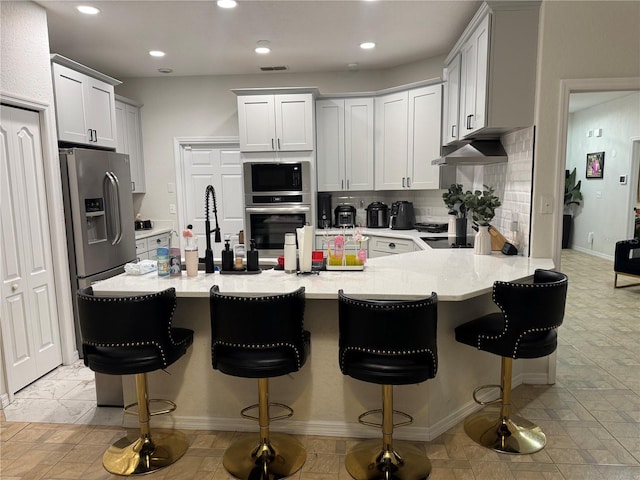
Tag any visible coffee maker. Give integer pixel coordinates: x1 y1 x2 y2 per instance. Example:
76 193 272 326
317 193 332 229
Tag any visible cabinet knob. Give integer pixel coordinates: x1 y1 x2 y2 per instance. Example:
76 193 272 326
388 243 396 249
11 283 18 291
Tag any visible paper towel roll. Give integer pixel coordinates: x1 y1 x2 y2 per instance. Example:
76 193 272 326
296 225 314 273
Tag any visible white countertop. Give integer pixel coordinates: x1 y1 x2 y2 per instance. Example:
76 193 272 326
92 248 554 302
135 227 173 240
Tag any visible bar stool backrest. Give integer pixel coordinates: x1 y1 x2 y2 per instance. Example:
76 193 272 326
209 286 307 371
338 290 438 377
76 287 187 370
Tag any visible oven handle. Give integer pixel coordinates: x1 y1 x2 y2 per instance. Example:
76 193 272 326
245 206 311 214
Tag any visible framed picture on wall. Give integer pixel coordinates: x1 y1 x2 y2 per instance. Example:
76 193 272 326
586 151 605 179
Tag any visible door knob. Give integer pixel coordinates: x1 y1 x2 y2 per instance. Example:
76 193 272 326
11 283 18 291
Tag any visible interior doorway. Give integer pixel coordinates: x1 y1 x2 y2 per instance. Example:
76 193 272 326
555 78 640 268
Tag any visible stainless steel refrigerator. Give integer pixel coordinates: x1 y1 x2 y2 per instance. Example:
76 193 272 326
60 147 136 406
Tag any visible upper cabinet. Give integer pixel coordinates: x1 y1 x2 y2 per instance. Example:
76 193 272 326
115 95 146 193
234 89 316 153
51 55 120 149
375 84 442 190
442 2 540 144
316 97 374 192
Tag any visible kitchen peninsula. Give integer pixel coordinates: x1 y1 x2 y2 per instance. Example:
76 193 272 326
92 248 554 441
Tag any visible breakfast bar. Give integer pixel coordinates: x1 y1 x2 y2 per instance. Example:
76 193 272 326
92 248 554 441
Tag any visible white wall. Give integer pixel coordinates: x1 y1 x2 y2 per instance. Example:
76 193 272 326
0 1 77 402
566 93 640 257
531 1 640 261
115 60 444 227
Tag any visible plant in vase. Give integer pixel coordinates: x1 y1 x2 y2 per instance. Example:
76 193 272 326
443 183 468 241
464 185 501 255
562 168 583 248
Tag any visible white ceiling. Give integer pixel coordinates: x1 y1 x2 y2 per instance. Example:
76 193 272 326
37 0 482 79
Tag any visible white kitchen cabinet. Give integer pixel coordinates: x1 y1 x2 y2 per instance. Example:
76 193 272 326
51 55 120 149
316 98 374 191
135 232 170 261
442 3 539 140
459 13 489 137
236 93 314 153
115 95 146 193
442 54 461 145
375 84 442 191
368 235 417 258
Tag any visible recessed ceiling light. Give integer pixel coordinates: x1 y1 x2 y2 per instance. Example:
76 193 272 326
158 68 173 74
255 40 271 54
149 50 166 57
217 0 237 8
360 42 376 50
76 5 100 15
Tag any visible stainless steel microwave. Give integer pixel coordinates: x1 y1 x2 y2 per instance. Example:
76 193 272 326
244 162 311 206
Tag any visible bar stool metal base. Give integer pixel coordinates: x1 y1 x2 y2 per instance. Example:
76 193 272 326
223 432 307 480
103 429 189 475
345 439 432 480
464 411 546 454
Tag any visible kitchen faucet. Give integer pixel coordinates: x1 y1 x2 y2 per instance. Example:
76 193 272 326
204 185 221 273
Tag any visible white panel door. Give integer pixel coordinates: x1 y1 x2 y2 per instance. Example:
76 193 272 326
316 99 345 191
237 96 276 152
375 91 408 190
51 62 89 145
275 94 314 151
0 105 62 394
345 98 374 191
182 143 243 258
86 77 117 149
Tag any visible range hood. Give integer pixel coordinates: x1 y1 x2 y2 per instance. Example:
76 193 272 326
432 140 508 166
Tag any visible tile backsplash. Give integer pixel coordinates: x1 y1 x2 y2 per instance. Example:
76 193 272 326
323 126 534 255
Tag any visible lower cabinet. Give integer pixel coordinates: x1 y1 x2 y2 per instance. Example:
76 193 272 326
136 232 170 260
368 236 417 258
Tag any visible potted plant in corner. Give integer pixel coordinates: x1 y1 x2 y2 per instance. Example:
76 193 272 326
443 184 468 243
464 185 502 255
563 168 583 248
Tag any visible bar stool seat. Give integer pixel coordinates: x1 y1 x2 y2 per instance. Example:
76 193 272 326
338 290 438 480
454 269 568 454
77 287 193 476
209 285 309 480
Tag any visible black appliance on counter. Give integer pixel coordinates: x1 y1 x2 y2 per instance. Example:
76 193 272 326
414 222 448 233
390 201 415 230
422 236 474 249
317 193 332 228
335 204 357 227
366 202 389 228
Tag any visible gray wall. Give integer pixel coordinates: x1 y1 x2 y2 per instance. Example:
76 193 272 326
566 93 640 257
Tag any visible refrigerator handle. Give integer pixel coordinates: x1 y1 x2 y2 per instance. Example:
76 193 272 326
110 171 123 244
105 172 122 245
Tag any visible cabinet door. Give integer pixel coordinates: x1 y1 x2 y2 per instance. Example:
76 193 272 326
115 101 128 154
86 77 117 148
124 104 145 192
345 98 374 191
237 95 276 152
316 99 345 191
459 14 490 137
442 54 461 145
408 85 442 190
275 94 314 151
375 92 408 190
51 62 90 145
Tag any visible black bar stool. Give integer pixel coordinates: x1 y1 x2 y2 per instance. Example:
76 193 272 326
338 289 438 480
209 285 310 480
454 269 568 454
77 287 193 475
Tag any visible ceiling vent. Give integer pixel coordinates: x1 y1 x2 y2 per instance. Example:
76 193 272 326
260 65 289 71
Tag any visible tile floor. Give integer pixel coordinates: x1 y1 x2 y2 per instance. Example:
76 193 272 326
2 249 640 479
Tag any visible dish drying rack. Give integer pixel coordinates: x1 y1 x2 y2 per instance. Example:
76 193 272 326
322 228 368 271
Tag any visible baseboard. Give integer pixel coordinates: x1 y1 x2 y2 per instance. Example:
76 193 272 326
571 246 613 262
0 393 10 409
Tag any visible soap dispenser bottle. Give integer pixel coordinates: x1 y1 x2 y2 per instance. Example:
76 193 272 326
247 239 259 272
221 235 234 272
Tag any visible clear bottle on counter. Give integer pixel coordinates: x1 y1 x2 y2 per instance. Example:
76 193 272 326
284 233 297 273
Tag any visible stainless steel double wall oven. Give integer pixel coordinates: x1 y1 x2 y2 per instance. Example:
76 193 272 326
244 162 311 257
